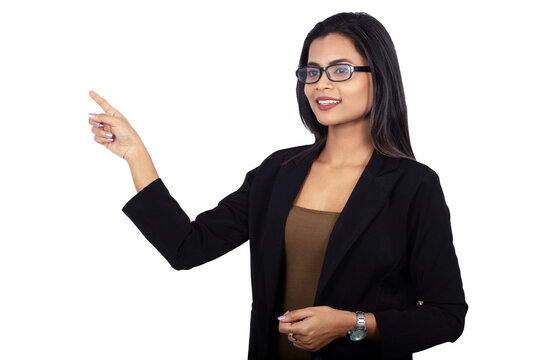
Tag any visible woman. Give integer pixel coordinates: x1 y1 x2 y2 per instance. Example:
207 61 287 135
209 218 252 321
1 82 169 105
88 12 467 360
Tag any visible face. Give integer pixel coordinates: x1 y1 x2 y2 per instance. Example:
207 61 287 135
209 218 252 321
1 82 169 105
304 33 373 127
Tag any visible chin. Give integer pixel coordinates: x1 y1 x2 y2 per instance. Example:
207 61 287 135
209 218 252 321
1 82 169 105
315 113 345 124
318 117 363 127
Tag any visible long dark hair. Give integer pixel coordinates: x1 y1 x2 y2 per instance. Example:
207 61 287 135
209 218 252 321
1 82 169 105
282 12 415 166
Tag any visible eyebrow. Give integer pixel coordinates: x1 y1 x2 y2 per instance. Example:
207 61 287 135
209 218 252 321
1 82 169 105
307 58 354 66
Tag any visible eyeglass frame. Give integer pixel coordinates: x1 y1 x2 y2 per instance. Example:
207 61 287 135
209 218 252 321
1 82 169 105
295 64 371 84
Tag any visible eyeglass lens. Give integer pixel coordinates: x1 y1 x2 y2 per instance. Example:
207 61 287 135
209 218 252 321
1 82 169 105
297 64 352 83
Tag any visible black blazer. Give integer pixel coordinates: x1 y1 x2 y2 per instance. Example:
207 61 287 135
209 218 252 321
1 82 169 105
122 144 467 360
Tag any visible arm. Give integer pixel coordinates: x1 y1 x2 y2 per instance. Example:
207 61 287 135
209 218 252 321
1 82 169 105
88 90 256 271
122 155 259 270
373 169 468 358
126 144 159 193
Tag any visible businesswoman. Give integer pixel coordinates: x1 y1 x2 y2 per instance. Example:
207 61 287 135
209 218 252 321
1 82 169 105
87 12 467 360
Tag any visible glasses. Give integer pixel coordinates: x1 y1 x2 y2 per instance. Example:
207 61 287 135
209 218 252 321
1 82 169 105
296 64 371 84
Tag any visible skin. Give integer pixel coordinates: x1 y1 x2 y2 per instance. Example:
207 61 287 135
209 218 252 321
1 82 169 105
305 32 374 168
276 32 381 352
87 31 381 353
88 91 158 192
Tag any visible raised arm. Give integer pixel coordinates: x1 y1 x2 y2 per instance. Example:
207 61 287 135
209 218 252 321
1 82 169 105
88 90 258 270
121 165 258 270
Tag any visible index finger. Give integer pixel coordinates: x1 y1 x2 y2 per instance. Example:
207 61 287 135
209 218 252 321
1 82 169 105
89 90 116 114
279 308 312 323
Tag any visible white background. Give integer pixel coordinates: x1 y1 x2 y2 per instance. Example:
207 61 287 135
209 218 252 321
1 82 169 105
1 0 538 358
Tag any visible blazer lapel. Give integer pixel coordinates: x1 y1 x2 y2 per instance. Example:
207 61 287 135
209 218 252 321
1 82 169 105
313 150 400 304
256 151 312 356
260 149 315 314
260 147 400 314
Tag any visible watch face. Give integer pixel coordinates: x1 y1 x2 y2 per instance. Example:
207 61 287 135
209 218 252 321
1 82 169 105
350 328 367 341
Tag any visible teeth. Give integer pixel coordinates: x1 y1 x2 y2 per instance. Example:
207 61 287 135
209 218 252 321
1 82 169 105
317 100 341 105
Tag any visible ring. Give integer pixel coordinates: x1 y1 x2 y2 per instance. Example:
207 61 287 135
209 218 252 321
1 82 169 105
288 324 297 341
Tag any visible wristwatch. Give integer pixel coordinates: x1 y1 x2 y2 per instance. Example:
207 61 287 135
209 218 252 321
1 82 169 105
348 311 367 341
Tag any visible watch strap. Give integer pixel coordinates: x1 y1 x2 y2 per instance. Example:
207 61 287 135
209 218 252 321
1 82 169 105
348 311 366 341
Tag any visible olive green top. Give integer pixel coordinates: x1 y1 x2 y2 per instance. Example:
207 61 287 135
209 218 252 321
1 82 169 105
277 205 341 360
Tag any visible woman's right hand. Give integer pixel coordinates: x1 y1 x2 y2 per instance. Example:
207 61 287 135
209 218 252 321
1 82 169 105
88 90 144 162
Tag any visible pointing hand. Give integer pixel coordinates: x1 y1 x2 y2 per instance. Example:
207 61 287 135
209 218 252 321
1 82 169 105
87 90 144 161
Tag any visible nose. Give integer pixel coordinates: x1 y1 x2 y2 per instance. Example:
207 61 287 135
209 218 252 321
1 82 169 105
315 70 333 90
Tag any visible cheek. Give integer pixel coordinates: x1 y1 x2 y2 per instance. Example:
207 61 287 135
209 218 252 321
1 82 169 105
304 85 314 99
366 77 373 105
345 82 371 106
304 86 317 109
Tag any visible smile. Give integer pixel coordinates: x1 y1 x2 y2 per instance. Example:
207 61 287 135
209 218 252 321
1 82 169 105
316 100 341 105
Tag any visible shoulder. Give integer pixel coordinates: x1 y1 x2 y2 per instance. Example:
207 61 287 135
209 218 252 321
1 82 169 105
269 144 312 160
258 144 312 167
370 151 446 200
397 156 436 178
242 144 312 185
394 156 445 197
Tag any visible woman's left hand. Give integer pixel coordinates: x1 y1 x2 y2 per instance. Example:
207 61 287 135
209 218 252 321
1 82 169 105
277 306 356 352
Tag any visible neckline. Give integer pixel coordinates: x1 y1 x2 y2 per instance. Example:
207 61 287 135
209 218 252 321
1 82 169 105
292 204 341 214
294 145 381 178
290 147 377 218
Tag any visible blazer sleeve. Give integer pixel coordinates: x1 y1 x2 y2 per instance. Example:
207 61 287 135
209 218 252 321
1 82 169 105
121 166 259 270
373 169 468 358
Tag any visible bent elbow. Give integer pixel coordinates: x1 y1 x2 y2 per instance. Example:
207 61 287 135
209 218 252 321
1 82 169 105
448 317 465 343
169 257 195 271
446 302 468 343
161 243 196 271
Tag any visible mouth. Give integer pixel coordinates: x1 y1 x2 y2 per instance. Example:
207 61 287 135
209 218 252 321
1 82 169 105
316 99 342 105
315 97 342 110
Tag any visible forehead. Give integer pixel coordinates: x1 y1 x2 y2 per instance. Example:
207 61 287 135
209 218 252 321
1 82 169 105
307 33 365 65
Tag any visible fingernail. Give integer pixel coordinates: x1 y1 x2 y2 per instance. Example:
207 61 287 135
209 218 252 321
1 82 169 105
105 132 113 138
106 138 114 142
277 315 286 320
88 113 96 118
92 121 101 127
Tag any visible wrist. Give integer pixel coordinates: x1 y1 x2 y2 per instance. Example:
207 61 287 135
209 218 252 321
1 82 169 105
125 143 159 193
364 312 380 340
125 142 150 165
341 310 359 338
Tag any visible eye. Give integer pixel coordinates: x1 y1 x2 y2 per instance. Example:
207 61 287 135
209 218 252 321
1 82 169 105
307 69 320 77
333 65 350 75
